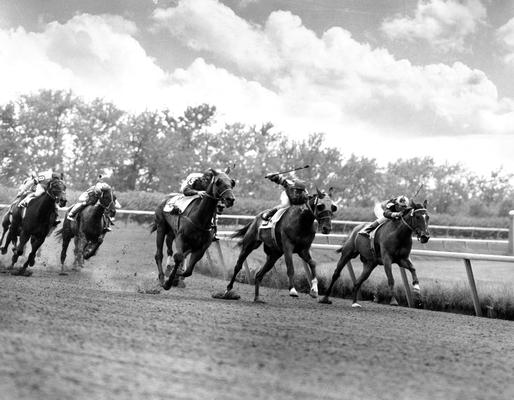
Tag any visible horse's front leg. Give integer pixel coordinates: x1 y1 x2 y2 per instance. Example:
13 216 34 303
73 232 85 269
10 231 30 275
163 237 186 290
154 226 167 285
18 235 45 276
283 244 298 297
398 257 422 307
298 248 318 298
382 256 398 306
164 233 175 278
181 246 207 278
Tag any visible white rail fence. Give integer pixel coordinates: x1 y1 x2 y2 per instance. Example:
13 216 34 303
2 205 514 317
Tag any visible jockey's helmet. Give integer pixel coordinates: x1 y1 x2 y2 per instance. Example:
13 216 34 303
396 195 409 208
292 180 306 191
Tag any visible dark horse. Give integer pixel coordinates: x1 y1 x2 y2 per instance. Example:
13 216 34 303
0 177 67 276
221 188 338 303
55 188 118 274
151 168 236 290
320 200 430 307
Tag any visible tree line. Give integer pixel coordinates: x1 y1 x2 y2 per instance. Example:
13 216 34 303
1 89 512 217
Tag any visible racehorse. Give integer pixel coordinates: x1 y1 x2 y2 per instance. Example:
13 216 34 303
319 200 430 307
55 188 119 274
0 177 67 276
220 188 338 303
151 168 236 290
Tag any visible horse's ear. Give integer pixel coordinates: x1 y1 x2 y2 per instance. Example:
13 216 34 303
423 199 428 209
328 187 334 198
316 186 323 197
60 173 64 180
225 166 231 174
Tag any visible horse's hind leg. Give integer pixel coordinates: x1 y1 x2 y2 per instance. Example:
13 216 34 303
282 244 299 297
351 261 377 307
254 251 281 303
382 258 398 306
319 244 358 305
225 237 262 293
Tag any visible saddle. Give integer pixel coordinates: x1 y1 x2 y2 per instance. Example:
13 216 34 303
163 194 199 214
362 220 388 257
258 207 289 249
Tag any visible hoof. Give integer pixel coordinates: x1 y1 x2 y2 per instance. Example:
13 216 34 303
158 273 164 285
351 302 362 308
212 290 240 300
58 272 68 276
319 297 332 305
254 298 266 304
12 269 32 277
413 284 421 293
289 288 299 297
390 298 399 306
309 288 318 298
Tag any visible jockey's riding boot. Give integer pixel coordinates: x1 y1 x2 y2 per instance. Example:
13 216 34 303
358 220 379 238
262 207 278 221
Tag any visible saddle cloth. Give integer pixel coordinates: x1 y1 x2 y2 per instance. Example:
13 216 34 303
163 194 199 213
258 207 289 247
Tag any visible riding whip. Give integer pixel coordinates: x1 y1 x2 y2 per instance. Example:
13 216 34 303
265 165 310 178
412 184 424 199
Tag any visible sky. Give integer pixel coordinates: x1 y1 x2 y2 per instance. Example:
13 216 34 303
1 0 514 176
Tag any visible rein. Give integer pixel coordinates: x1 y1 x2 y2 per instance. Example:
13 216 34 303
400 208 427 238
203 176 233 202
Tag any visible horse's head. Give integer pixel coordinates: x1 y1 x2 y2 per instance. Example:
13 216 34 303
205 168 236 208
309 187 338 234
47 177 67 207
99 188 118 217
403 199 430 243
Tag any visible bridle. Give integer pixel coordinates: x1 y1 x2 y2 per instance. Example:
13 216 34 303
400 208 428 240
99 189 115 210
46 179 66 202
203 175 234 202
306 194 333 224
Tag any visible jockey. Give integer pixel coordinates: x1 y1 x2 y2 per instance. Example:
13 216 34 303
358 195 410 238
262 173 309 221
179 171 220 239
180 172 211 197
67 179 114 231
17 169 64 225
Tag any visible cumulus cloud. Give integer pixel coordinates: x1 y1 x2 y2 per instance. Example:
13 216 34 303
151 0 513 138
496 17 514 65
381 0 486 53
1 0 513 173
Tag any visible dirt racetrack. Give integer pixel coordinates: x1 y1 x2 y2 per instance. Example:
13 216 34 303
1 228 514 400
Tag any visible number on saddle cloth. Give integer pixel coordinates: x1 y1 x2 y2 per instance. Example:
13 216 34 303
163 194 200 214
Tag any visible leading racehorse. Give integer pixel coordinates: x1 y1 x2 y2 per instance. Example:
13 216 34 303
219 188 338 303
1 176 67 276
151 168 236 290
320 200 430 307
55 188 119 274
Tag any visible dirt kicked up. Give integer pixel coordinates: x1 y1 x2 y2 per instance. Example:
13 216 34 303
1 254 513 400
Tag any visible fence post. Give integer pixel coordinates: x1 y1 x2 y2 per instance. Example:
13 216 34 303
463 258 482 317
509 210 514 255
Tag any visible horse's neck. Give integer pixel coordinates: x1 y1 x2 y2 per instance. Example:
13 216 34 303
188 197 217 227
298 203 316 230
392 219 413 240
28 193 55 220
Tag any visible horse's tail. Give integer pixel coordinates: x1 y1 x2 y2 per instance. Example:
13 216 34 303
149 221 157 234
230 221 252 247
